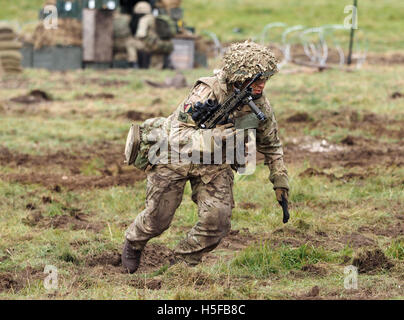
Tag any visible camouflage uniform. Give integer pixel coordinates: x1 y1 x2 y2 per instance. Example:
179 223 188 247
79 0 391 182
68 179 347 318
125 40 288 264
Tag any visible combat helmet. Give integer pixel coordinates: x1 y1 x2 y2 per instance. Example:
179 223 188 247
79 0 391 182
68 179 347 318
134 1 152 14
222 40 279 84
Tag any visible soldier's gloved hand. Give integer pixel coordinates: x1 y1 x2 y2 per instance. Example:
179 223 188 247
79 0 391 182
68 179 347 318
275 188 288 206
200 123 236 152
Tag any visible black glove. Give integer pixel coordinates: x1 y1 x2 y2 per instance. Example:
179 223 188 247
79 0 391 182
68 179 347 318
275 188 288 205
275 188 289 223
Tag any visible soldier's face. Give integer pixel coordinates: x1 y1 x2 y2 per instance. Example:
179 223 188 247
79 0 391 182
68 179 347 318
250 78 267 95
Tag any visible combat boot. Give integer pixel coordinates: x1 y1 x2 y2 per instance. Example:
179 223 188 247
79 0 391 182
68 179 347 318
121 239 142 274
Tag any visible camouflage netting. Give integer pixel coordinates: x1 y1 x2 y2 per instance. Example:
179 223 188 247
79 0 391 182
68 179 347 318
0 23 22 75
31 18 82 50
222 40 279 83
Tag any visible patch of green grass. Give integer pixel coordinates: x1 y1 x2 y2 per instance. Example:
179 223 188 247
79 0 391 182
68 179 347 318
229 242 334 278
230 242 279 277
280 244 330 269
46 202 66 217
80 158 105 176
2 1 404 52
59 250 79 265
0 116 128 154
183 0 404 52
0 0 44 22
386 239 404 260
131 79 144 90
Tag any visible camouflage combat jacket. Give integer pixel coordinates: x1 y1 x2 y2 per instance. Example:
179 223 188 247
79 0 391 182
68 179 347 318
137 71 289 189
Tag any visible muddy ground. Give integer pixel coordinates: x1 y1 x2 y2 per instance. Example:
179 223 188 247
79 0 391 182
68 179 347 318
0 142 145 190
0 65 403 299
0 106 402 191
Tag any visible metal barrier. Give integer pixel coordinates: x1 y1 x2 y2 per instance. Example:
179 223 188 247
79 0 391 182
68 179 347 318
203 23 368 70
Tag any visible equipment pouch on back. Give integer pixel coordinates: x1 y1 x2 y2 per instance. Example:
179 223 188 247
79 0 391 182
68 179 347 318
124 123 141 166
155 15 176 39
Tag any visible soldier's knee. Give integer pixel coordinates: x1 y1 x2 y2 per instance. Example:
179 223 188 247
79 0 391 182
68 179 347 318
210 204 232 236
221 219 232 237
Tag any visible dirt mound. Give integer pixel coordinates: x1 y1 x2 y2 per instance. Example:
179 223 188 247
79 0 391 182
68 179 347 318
299 168 365 182
0 274 21 292
137 243 176 273
283 109 404 165
10 89 52 104
0 267 44 293
218 228 257 251
286 112 312 123
86 251 121 267
125 110 158 121
358 222 404 238
0 144 146 190
285 130 404 169
131 278 162 290
301 264 327 276
391 92 403 99
144 73 188 89
2 170 145 191
367 52 404 65
352 249 394 273
238 202 261 210
338 233 376 248
45 214 104 231
85 244 175 275
78 78 130 87
341 136 355 146
306 285 320 297
75 93 115 100
23 211 104 232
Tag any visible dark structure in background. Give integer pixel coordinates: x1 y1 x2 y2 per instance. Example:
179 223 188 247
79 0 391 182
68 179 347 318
120 0 158 14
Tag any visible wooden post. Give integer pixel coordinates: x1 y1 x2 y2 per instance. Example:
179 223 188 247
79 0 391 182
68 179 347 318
82 8 114 62
347 0 358 65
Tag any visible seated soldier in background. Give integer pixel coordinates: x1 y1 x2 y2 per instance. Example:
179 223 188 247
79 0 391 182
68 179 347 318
126 1 174 69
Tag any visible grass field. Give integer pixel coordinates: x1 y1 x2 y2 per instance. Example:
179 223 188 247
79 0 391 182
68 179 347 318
0 61 403 299
1 0 404 52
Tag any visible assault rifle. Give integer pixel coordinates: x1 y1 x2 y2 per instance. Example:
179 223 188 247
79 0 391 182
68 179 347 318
191 72 267 129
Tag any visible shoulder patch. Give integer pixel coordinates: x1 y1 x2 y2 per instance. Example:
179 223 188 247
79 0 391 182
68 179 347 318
183 103 193 114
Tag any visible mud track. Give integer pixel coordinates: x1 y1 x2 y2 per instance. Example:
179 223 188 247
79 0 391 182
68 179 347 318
0 109 403 191
280 109 404 169
0 142 145 191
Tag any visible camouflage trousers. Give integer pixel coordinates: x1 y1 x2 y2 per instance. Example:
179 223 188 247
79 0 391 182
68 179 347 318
125 37 144 63
126 36 172 68
125 163 234 261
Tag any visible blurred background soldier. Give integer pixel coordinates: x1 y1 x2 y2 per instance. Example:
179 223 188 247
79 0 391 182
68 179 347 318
126 1 174 69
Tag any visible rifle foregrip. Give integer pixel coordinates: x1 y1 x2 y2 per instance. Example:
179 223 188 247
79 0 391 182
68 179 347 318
246 98 267 122
256 111 267 121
